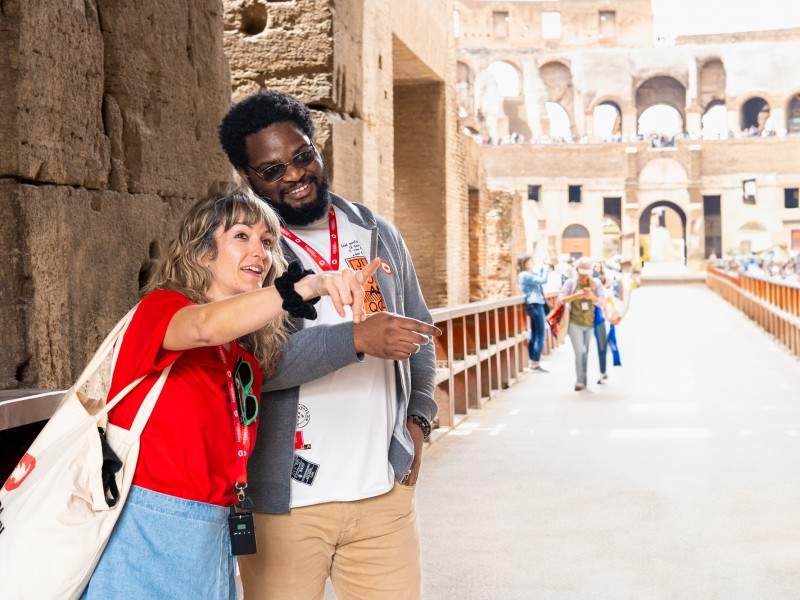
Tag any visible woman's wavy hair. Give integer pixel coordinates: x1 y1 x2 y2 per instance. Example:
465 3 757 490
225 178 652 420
143 188 287 374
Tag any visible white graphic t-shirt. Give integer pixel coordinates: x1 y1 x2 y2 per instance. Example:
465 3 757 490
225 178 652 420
284 204 397 508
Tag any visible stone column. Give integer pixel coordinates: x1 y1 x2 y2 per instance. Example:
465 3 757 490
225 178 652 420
771 106 787 135
727 108 740 135
688 144 702 203
686 105 702 138
622 107 638 141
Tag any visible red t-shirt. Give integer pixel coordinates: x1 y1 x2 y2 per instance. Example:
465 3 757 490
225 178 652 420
108 289 262 507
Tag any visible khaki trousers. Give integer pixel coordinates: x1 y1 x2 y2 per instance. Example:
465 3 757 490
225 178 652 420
239 483 421 600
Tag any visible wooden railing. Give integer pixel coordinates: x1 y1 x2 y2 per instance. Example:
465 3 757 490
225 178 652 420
707 266 800 358
430 296 562 431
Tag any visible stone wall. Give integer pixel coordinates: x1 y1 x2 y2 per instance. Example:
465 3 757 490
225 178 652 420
1 0 232 389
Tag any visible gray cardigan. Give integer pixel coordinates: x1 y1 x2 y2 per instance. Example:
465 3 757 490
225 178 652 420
248 194 438 513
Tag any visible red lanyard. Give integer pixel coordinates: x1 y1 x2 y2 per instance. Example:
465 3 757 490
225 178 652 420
280 206 340 271
217 346 254 504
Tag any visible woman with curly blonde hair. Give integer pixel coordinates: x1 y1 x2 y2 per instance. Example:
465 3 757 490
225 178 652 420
82 189 378 599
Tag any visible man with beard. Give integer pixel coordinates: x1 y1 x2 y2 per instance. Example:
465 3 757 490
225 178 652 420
218 90 440 600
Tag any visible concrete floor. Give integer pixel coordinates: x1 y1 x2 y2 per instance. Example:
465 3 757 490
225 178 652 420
416 284 800 600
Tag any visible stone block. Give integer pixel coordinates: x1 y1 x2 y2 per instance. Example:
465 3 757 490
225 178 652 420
0 0 109 188
1 181 193 389
223 0 333 78
256 73 334 106
0 184 26 388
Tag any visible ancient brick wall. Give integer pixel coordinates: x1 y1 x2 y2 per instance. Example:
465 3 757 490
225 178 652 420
1 0 232 389
483 190 525 298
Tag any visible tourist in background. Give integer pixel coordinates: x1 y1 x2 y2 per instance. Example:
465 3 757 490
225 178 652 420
592 261 609 384
517 254 549 372
558 257 605 391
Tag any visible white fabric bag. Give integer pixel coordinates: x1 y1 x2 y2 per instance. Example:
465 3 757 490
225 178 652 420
0 304 171 600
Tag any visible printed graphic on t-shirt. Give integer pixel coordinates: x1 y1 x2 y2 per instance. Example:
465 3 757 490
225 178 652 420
292 455 319 486
297 403 311 429
346 256 387 313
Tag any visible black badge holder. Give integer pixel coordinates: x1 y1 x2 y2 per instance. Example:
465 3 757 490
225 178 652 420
228 493 257 555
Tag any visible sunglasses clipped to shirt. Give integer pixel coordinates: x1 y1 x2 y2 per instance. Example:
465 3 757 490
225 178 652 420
246 145 318 183
234 357 259 426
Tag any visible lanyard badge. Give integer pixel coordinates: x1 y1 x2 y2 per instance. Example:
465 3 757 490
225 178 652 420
218 347 259 555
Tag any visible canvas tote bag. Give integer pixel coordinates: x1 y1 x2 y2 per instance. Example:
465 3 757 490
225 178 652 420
0 304 171 600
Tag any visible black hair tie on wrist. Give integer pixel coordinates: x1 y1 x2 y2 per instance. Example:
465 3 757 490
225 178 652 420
275 261 320 320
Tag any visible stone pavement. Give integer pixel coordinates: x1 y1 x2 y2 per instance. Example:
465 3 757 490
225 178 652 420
416 284 800 600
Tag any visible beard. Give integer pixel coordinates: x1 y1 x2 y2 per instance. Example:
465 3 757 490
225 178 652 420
258 173 331 227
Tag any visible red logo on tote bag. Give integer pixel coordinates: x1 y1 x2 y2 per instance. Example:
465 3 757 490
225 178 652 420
3 453 36 491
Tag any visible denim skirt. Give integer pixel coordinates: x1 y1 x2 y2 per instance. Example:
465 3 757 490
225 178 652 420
82 485 237 600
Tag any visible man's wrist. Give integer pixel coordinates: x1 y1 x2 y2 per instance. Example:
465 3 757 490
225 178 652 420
407 414 431 441
352 319 364 354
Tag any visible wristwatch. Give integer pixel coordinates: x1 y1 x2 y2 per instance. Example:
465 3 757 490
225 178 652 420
408 414 432 442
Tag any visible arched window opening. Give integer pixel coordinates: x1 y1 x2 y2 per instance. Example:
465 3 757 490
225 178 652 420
740 97 770 135
593 102 622 140
638 104 683 146
702 101 727 139
787 94 800 134
639 202 687 265
562 224 590 258
736 222 770 254
545 102 572 141
487 61 520 98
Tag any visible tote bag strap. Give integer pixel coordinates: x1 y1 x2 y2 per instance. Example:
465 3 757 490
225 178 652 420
72 305 140 394
91 365 170 437
129 366 171 436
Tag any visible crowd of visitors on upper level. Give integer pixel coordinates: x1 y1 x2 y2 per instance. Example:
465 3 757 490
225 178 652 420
712 249 800 285
471 127 792 148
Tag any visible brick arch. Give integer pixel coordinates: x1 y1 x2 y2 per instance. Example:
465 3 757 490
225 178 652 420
739 95 771 131
703 98 726 113
638 200 688 265
637 156 689 184
589 97 624 139
563 223 590 238
536 57 572 70
538 61 575 136
634 70 688 89
484 59 523 97
589 95 626 113
561 223 590 257
698 57 726 109
538 61 574 101
733 91 774 113
635 75 686 118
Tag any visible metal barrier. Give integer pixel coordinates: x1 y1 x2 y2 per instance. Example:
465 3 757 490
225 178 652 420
430 296 561 431
706 266 800 358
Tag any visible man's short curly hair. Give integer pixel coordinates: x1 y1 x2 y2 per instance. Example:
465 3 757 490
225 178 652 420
218 90 315 170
